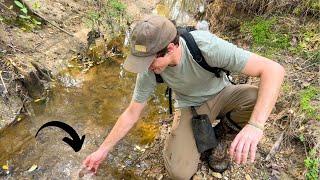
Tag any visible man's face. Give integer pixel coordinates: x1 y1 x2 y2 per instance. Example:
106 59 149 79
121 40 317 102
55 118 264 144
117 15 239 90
148 55 171 74
148 43 179 74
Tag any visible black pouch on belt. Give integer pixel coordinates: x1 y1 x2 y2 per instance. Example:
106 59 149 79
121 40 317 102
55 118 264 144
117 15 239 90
191 106 218 153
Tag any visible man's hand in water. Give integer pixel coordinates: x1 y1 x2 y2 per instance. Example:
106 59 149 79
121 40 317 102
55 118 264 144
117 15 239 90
83 148 108 174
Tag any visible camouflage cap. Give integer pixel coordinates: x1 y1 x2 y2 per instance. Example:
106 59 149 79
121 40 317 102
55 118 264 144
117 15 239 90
124 15 177 73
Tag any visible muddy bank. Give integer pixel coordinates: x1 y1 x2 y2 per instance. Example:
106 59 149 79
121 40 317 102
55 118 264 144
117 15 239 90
0 0 90 130
0 0 160 130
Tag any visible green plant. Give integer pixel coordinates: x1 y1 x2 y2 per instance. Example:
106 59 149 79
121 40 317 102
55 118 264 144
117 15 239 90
304 149 319 180
293 0 320 16
84 0 129 34
292 27 320 62
299 86 320 120
240 17 290 56
299 134 305 142
251 18 275 45
14 0 41 29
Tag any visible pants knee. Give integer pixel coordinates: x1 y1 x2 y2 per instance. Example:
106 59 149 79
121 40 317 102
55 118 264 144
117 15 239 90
166 164 196 180
163 150 198 180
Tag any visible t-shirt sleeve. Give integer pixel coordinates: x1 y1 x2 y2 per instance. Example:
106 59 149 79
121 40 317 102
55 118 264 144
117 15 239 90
192 31 252 73
132 71 157 103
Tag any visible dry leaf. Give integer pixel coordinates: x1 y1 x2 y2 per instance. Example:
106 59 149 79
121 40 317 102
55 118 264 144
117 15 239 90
212 172 222 179
27 164 38 172
245 174 252 180
2 165 8 170
34 99 42 102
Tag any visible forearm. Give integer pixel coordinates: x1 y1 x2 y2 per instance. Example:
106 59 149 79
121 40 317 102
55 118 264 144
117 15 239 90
250 64 285 125
98 102 145 153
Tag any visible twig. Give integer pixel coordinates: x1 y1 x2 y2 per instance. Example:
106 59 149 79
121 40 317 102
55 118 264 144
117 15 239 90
32 11 74 37
266 131 284 161
17 0 74 36
0 70 8 94
287 61 320 76
0 1 17 15
7 44 25 54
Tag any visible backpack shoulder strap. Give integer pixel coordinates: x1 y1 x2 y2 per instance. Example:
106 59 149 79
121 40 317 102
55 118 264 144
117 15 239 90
155 73 164 83
179 31 223 78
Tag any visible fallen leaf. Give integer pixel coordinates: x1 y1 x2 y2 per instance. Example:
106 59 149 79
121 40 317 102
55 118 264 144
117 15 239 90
34 99 42 102
245 174 252 180
27 164 38 172
156 174 164 180
2 165 8 170
212 172 222 179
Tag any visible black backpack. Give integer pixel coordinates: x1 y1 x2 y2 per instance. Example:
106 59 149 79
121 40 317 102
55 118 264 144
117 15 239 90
155 26 235 114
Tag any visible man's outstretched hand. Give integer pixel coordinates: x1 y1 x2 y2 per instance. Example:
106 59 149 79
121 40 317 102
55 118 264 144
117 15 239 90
229 124 263 164
82 148 108 174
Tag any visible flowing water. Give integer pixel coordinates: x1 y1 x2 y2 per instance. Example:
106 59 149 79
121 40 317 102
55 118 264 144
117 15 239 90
0 59 168 179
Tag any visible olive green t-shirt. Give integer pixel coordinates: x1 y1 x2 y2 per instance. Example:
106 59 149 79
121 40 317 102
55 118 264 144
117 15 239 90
132 30 252 108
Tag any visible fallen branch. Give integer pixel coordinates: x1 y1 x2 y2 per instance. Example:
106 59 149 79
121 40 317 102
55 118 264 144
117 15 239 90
19 0 74 37
266 131 285 161
0 70 8 94
32 11 74 37
30 61 54 81
7 44 25 54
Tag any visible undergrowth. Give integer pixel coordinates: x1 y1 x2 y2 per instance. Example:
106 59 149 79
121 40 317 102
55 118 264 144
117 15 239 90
14 0 42 30
299 86 320 121
240 16 319 62
84 0 129 35
304 149 319 180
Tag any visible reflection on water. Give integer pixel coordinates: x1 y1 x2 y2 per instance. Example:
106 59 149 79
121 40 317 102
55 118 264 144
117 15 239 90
0 60 168 179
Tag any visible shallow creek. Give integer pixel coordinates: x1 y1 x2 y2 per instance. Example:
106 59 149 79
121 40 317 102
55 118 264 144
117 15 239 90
0 0 204 178
0 59 168 179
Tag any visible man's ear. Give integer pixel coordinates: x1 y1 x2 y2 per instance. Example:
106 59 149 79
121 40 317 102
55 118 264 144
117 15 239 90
167 43 176 53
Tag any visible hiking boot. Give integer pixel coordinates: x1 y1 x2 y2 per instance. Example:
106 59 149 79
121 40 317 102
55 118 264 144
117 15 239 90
214 115 241 139
206 140 230 173
201 117 238 173
200 115 240 173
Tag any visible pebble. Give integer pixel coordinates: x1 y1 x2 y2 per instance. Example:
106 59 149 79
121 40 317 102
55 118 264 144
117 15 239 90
156 174 163 180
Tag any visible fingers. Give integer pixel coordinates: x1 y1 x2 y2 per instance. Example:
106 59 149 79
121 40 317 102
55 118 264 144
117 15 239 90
83 156 90 166
250 141 258 163
241 141 251 164
229 133 242 159
88 159 96 172
93 163 100 174
235 138 245 164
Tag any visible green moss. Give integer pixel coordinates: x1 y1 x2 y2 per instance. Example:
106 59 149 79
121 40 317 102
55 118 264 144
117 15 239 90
240 17 290 58
240 16 319 62
299 86 320 120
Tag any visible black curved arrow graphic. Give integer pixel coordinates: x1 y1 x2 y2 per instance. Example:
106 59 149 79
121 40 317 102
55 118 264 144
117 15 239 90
35 121 85 152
